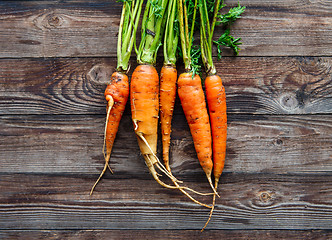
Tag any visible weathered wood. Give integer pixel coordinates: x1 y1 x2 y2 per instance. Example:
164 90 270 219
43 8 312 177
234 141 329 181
0 57 331 115
0 0 331 58
0 1 120 58
0 172 331 230
1 230 331 240
0 114 331 174
0 0 331 236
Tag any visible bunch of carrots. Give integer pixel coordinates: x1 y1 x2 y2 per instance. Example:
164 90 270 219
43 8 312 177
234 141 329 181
90 0 245 230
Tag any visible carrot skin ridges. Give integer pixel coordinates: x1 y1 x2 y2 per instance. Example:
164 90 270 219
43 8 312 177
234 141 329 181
205 74 227 181
104 71 130 157
160 65 177 172
177 72 213 179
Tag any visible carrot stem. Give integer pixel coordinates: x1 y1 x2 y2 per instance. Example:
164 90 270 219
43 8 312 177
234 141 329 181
118 0 144 71
177 0 198 71
163 0 178 66
199 0 217 75
137 0 169 65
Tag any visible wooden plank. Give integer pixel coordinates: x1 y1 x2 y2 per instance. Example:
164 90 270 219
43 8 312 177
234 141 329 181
0 57 331 115
0 114 331 174
0 0 331 58
0 1 120 58
0 173 331 230
0 230 331 240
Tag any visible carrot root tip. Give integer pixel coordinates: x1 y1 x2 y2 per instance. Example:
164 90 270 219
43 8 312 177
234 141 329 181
90 162 108 195
201 179 220 231
107 163 114 174
201 193 216 231
172 180 212 209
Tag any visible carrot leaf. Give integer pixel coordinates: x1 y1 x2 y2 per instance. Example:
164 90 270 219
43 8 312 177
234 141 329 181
217 3 245 26
190 45 203 76
214 29 242 58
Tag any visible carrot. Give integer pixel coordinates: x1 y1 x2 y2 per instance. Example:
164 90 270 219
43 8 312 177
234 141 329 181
90 0 144 194
177 72 217 196
199 0 245 230
90 72 129 194
160 65 177 172
131 64 163 179
160 0 179 172
205 74 227 187
198 0 224 230
201 74 227 230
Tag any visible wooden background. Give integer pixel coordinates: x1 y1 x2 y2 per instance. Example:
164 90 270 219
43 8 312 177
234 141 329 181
0 0 331 239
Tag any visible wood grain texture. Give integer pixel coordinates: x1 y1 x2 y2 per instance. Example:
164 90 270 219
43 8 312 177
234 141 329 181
0 1 120 58
0 173 331 230
0 0 331 57
0 0 331 237
0 114 331 174
1 230 331 240
0 57 331 115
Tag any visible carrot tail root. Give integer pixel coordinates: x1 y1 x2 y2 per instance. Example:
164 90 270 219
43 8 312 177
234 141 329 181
90 96 115 195
137 133 213 208
201 193 216 231
90 155 113 195
144 154 179 189
145 154 212 209
136 132 182 183
102 97 114 160
201 179 220 231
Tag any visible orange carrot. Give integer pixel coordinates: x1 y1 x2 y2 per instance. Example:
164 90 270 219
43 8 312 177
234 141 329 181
160 0 179 172
205 74 227 188
201 74 227 230
199 0 244 229
90 0 143 194
159 65 177 172
131 64 159 162
177 72 218 196
176 0 217 194
90 71 129 194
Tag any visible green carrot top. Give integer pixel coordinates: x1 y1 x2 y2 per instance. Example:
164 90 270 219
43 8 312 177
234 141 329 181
137 0 169 65
163 0 179 66
116 0 144 72
199 0 245 75
177 0 198 73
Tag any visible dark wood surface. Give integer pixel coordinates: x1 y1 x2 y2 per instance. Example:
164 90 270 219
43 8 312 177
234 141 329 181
0 0 331 239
